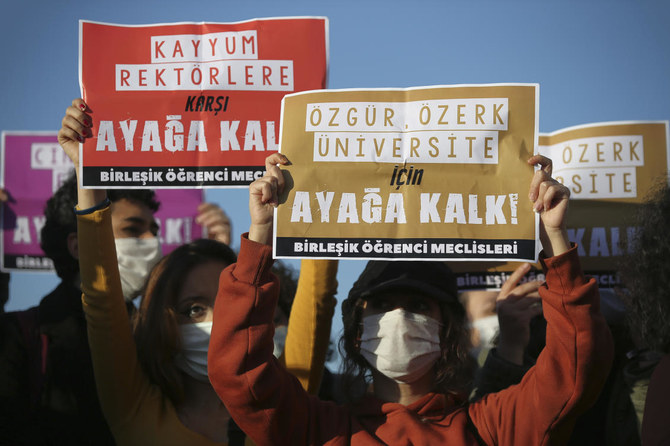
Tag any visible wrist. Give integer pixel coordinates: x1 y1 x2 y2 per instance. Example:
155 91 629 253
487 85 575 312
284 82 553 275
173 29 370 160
540 227 570 258
77 187 107 211
75 197 110 215
248 222 273 246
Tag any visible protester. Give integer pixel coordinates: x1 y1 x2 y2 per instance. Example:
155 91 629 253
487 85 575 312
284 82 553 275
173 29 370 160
0 172 160 444
208 152 613 444
0 98 240 444
619 181 670 446
471 265 640 445
459 289 497 362
459 282 543 365
55 98 336 444
469 264 545 401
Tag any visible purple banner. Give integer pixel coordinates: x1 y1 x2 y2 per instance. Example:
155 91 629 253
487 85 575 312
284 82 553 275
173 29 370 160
154 189 204 255
1 132 203 272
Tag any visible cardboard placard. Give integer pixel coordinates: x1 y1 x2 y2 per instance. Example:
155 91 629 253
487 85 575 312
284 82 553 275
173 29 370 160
451 121 669 290
79 18 328 188
539 121 669 288
274 84 539 261
1 132 204 272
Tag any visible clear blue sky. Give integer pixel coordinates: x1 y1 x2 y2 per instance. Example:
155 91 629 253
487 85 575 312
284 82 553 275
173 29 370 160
2 0 669 369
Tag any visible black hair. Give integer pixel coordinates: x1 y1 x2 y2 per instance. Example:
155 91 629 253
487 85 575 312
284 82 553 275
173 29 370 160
619 179 670 354
40 170 160 281
134 238 236 405
107 189 160 213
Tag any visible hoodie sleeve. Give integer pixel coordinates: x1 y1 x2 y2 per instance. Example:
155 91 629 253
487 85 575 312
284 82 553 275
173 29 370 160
468 245 614 445
77 207 152 433
208 235 347 446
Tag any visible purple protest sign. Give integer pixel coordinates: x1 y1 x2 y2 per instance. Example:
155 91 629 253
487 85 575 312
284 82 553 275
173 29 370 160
154 189 204 255
1 132 65 271
1 132 204 272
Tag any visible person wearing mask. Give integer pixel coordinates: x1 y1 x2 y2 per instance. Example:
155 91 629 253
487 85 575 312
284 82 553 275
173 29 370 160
469 263 545 400
0 172 161 444
0 102 232 444
54 98 336 445
207 152 614 445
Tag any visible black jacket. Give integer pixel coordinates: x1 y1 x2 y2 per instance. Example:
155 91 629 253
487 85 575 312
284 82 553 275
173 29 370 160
0 281 115 445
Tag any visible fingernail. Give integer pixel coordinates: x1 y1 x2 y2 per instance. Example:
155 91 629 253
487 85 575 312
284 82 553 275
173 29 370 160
78 135 84 142
84 119 91 127
79 103 86 111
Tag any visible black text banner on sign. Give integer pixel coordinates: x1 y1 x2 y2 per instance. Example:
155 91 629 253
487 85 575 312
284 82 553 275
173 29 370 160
274 84 540 261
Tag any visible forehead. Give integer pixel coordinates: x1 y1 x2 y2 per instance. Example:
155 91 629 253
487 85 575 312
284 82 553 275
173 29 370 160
177 261 227 303
110 198 155 221
366 289 435 302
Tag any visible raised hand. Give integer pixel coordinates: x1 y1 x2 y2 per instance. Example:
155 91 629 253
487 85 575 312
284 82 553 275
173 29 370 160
57 98 104 209
196 203 232 246
248 153 289 245
527 155 571 257
58 98 93 168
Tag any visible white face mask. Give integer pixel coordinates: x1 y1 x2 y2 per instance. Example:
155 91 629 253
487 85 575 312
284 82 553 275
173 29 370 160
114 237 162 301
360 308 442 384
174 321 211 383
470 314 500 358
273 325 287 358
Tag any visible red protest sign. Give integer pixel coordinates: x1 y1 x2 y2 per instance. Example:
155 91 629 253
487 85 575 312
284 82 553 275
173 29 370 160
79 18 328 188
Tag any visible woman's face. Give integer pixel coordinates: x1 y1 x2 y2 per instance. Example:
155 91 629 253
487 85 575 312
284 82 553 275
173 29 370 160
361 291 442 323
175 260 227 324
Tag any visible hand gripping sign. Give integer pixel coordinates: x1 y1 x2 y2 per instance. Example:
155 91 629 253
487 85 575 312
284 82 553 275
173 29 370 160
1 131 204 272
79 18 328 188
274 84 540 261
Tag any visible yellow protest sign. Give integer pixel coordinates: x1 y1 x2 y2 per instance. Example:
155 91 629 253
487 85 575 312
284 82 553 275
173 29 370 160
449 121 669 291
274 84 539 261
539 121 669 288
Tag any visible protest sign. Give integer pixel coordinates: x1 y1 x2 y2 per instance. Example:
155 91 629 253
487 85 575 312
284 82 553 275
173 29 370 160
1 132 65 271
153 189 205 254
538 121 670 288
79 18 328 188
1 131 204 272
274 84 540 261
450 121 669 291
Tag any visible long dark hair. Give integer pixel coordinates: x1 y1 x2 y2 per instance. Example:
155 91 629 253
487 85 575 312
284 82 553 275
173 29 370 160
132 238 236 405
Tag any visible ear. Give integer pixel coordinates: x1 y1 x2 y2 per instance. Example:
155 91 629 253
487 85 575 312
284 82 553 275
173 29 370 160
67 232 79 260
